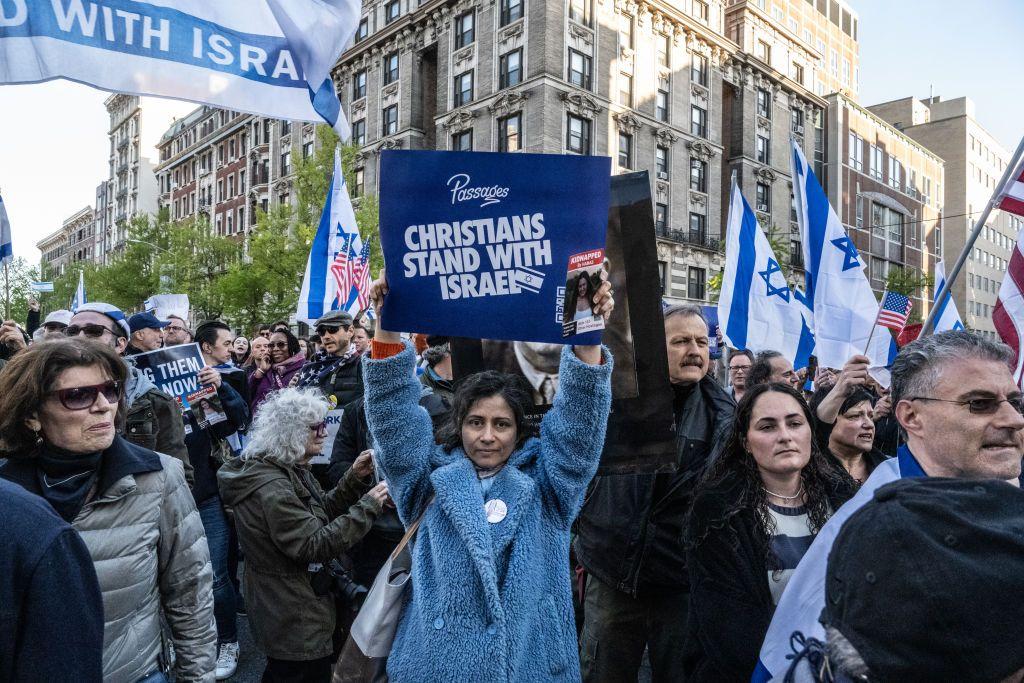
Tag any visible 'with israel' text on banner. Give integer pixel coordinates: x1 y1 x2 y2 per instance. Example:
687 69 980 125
296 147 371 326
0 0 358 139
377 150 611 345
791 140 892 370
718 177 814 368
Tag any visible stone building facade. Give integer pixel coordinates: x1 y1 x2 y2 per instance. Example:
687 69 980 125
102 94 159 261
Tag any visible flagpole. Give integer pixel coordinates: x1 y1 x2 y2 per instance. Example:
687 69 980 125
864 289 886 354
3 261 9 321
920 134 1024 337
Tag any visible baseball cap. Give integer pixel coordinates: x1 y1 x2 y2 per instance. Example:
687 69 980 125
822 478 1024 681
314 310 354 328
42 309 73 327
74 303 131 338
128 312 171 334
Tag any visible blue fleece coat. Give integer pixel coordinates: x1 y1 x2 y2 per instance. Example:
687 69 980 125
363 343 613 683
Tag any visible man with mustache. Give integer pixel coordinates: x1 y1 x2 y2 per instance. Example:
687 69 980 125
576 304 736 682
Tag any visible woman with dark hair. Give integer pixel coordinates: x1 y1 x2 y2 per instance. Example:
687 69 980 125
682 382 855 682
0 338 216 681
356 272 614 682
566 272 597 323
232 335 251 366
249 328 306 413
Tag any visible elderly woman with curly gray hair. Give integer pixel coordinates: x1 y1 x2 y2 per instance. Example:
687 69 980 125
217 388 388 683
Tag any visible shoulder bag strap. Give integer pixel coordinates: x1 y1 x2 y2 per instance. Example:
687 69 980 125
389 495 435 561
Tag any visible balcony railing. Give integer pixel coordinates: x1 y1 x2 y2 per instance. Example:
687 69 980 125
656 225 722 251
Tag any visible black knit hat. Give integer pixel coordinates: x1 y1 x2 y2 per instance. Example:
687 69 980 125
822 477 1024 682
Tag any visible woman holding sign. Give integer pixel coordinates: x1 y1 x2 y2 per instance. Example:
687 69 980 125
357 271 614 682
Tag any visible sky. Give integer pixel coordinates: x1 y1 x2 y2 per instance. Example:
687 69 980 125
1 0 1022 265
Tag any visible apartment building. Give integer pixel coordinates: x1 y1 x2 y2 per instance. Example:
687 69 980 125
102 94 160 260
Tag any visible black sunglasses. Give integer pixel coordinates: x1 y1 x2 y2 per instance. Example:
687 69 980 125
270 341 290 349
50 380 122 411
309 420 328 437
65 323 120 339
316 324 349 336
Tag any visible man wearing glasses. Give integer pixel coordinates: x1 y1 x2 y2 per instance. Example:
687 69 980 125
163 315 192 347
727 348 754 403
67 303 192 485
756 330 1024 680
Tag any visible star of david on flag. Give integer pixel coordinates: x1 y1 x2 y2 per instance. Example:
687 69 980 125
759 258 791 302
831 236 861 271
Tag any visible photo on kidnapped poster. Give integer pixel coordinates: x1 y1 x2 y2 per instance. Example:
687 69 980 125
561 249 607 337
184 388 228 430
452 172 677 475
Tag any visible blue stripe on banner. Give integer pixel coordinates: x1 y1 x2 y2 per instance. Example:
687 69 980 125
0 243 11 259
306 181 335 320
725 194 760 349
799 153 830 309
933 277 953 322
0 0 307 89
795 315 815 370
310 77 340 128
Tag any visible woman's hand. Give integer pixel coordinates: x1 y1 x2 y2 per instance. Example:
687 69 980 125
368 271 402 345
366 481 389 506
573 268 614 365
352 450 375 479
255 355 272 373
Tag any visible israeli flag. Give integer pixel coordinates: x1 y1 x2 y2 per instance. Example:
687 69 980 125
719 178 814 368
932 260 964 333
296 147 364 325
0 0 358 139
71 271 87 312
0 192 12 267
791 141 891 369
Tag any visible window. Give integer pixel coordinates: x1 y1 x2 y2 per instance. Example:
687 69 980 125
658 261 668 292
618 133 632 169
691 54 707 86
280 150 291 176
384 0 400 24
499 49 522 89
500 0 523 25
281 120 292 137
689 213 706 242
855 197 864 227
454 11 474 49
352 119 366 145
353 70 367 100
353 168 364 197
848 132 862 171
688 266 706 300
693 0 709 21
690 158 706 192
382 105 398 135
756 135 770 164
355 17 368 42
791 107 804 134
619 14 633 49
792 62 805 84
655 203 667 232
498 113 522 152
453 71 473 107
889 157 902 190
383 52 399 85
452 129 473 151
756 182 771 212
690 105 707 138
566 114 591 154
657 34 670 69
656 89 669 122
870 146 883 180
568 49 592 90
569 0 592 26
757 40 771 64
656 146 668 177
618 73 633 106
757 88 771 119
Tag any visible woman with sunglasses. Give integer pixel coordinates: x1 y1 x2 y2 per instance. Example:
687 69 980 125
249 327 307 413
0 338 217 682
218 388 388 682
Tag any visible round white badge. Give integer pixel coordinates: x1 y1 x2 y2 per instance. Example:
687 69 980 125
485 499 508 524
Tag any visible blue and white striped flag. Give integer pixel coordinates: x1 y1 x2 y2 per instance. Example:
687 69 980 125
0 0 358 139
296 148 365 325
71 271 87 313
932 260 964 333
0 192 12 267
719 177 814 368
791 140 892 369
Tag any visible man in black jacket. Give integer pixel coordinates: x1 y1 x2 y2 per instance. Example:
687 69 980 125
575 304 735 683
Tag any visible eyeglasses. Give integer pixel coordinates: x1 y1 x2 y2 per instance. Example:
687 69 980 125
729 365 751 373
316 325 349 336
65 324 118 339
309 421 328 437
909 396 1024 415
165 325 188 333
270 341 290 349
50 381 122 411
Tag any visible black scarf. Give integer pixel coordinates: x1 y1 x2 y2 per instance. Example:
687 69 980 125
35 443 103 523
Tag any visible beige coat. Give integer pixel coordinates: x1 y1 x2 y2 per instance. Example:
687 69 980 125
73 439 217 682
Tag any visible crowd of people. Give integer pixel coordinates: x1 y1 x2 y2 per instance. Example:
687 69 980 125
1 278 1023 683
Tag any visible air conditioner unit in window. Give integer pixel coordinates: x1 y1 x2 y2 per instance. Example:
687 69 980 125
757 203 769 212
657 171 669 180
793 124 804 135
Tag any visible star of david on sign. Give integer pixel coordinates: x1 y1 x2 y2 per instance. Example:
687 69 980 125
759 258 791 302
831 236 861 271
953 321 965 331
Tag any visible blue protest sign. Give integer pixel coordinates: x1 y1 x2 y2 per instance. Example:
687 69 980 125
379 150 611 344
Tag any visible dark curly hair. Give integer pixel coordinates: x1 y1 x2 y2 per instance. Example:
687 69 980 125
692 382 853 569
437 370 534 454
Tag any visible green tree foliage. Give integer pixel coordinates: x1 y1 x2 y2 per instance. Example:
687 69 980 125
2 257 42 323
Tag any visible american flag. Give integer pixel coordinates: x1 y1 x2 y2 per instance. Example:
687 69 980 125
329 238 355 306
876 291 912 332
990 138 1024 385
997 148 1024 217
352 238 373 311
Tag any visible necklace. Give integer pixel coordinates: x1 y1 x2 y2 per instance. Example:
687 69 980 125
762 484 804 501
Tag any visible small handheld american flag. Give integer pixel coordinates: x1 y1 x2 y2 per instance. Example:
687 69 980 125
877 291 913 332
